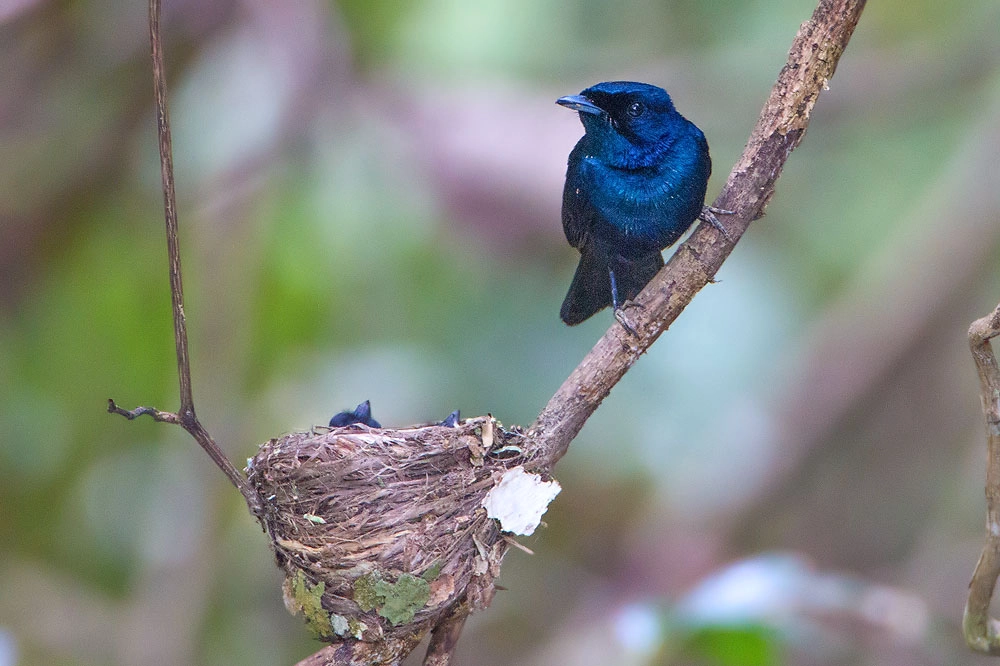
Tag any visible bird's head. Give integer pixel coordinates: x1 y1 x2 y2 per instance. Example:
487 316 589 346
557 81 682 166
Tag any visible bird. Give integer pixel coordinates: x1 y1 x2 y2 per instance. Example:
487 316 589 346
439 410 461 428
328 400 381 428
556 81 723 329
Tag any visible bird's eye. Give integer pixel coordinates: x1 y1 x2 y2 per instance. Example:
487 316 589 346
627 101 644 118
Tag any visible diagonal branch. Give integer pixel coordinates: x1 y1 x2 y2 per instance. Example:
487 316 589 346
527 0 868 469
964 301 1000 655
109 0 261 517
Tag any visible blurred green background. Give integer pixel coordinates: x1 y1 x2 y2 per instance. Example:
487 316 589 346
2 0 1000 664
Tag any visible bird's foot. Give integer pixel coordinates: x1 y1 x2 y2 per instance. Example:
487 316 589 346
699 205 735 241
614 305 640 337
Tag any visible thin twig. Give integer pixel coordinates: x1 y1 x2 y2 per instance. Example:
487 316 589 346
527 0 867 469
109 0 261 516
964 301 1000 655
107 399 180 423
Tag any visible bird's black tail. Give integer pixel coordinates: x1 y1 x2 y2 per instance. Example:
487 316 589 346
560 251 663 325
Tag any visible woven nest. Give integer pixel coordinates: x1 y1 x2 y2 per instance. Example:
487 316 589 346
246 415 534 663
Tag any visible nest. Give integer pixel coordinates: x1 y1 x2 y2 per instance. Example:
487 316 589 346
246 416 533 664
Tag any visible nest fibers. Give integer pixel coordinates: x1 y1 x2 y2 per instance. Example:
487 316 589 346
247 415 548 664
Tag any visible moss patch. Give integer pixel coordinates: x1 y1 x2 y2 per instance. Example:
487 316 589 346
353 571 431 626
286 571 335 640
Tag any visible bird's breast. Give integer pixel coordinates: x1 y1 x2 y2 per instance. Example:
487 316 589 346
578 159 704 256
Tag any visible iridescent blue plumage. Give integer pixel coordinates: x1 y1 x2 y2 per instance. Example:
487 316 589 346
557 81 712 326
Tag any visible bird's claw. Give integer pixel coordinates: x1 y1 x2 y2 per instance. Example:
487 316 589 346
614 306 640 337
699 205 735 241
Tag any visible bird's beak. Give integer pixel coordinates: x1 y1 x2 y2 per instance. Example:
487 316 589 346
556 94 602 116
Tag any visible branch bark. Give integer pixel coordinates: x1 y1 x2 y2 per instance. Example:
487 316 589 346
527 0 867 469
964 302 1000 655
422 605 469 666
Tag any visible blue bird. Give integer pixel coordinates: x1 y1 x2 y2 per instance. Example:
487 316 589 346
557 81 721 328
328 400 381 428
439 409 461 427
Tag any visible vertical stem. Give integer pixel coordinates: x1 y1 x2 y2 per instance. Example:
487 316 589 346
964 303 1000 654
149 0 194 419
146 0 261 514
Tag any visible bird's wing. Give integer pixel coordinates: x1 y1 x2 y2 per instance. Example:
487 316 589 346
561 169 596 250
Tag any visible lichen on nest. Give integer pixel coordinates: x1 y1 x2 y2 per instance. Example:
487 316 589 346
246 415 533 660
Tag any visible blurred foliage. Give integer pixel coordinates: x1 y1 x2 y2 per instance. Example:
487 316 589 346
1 0 999 665
674 625 779 666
